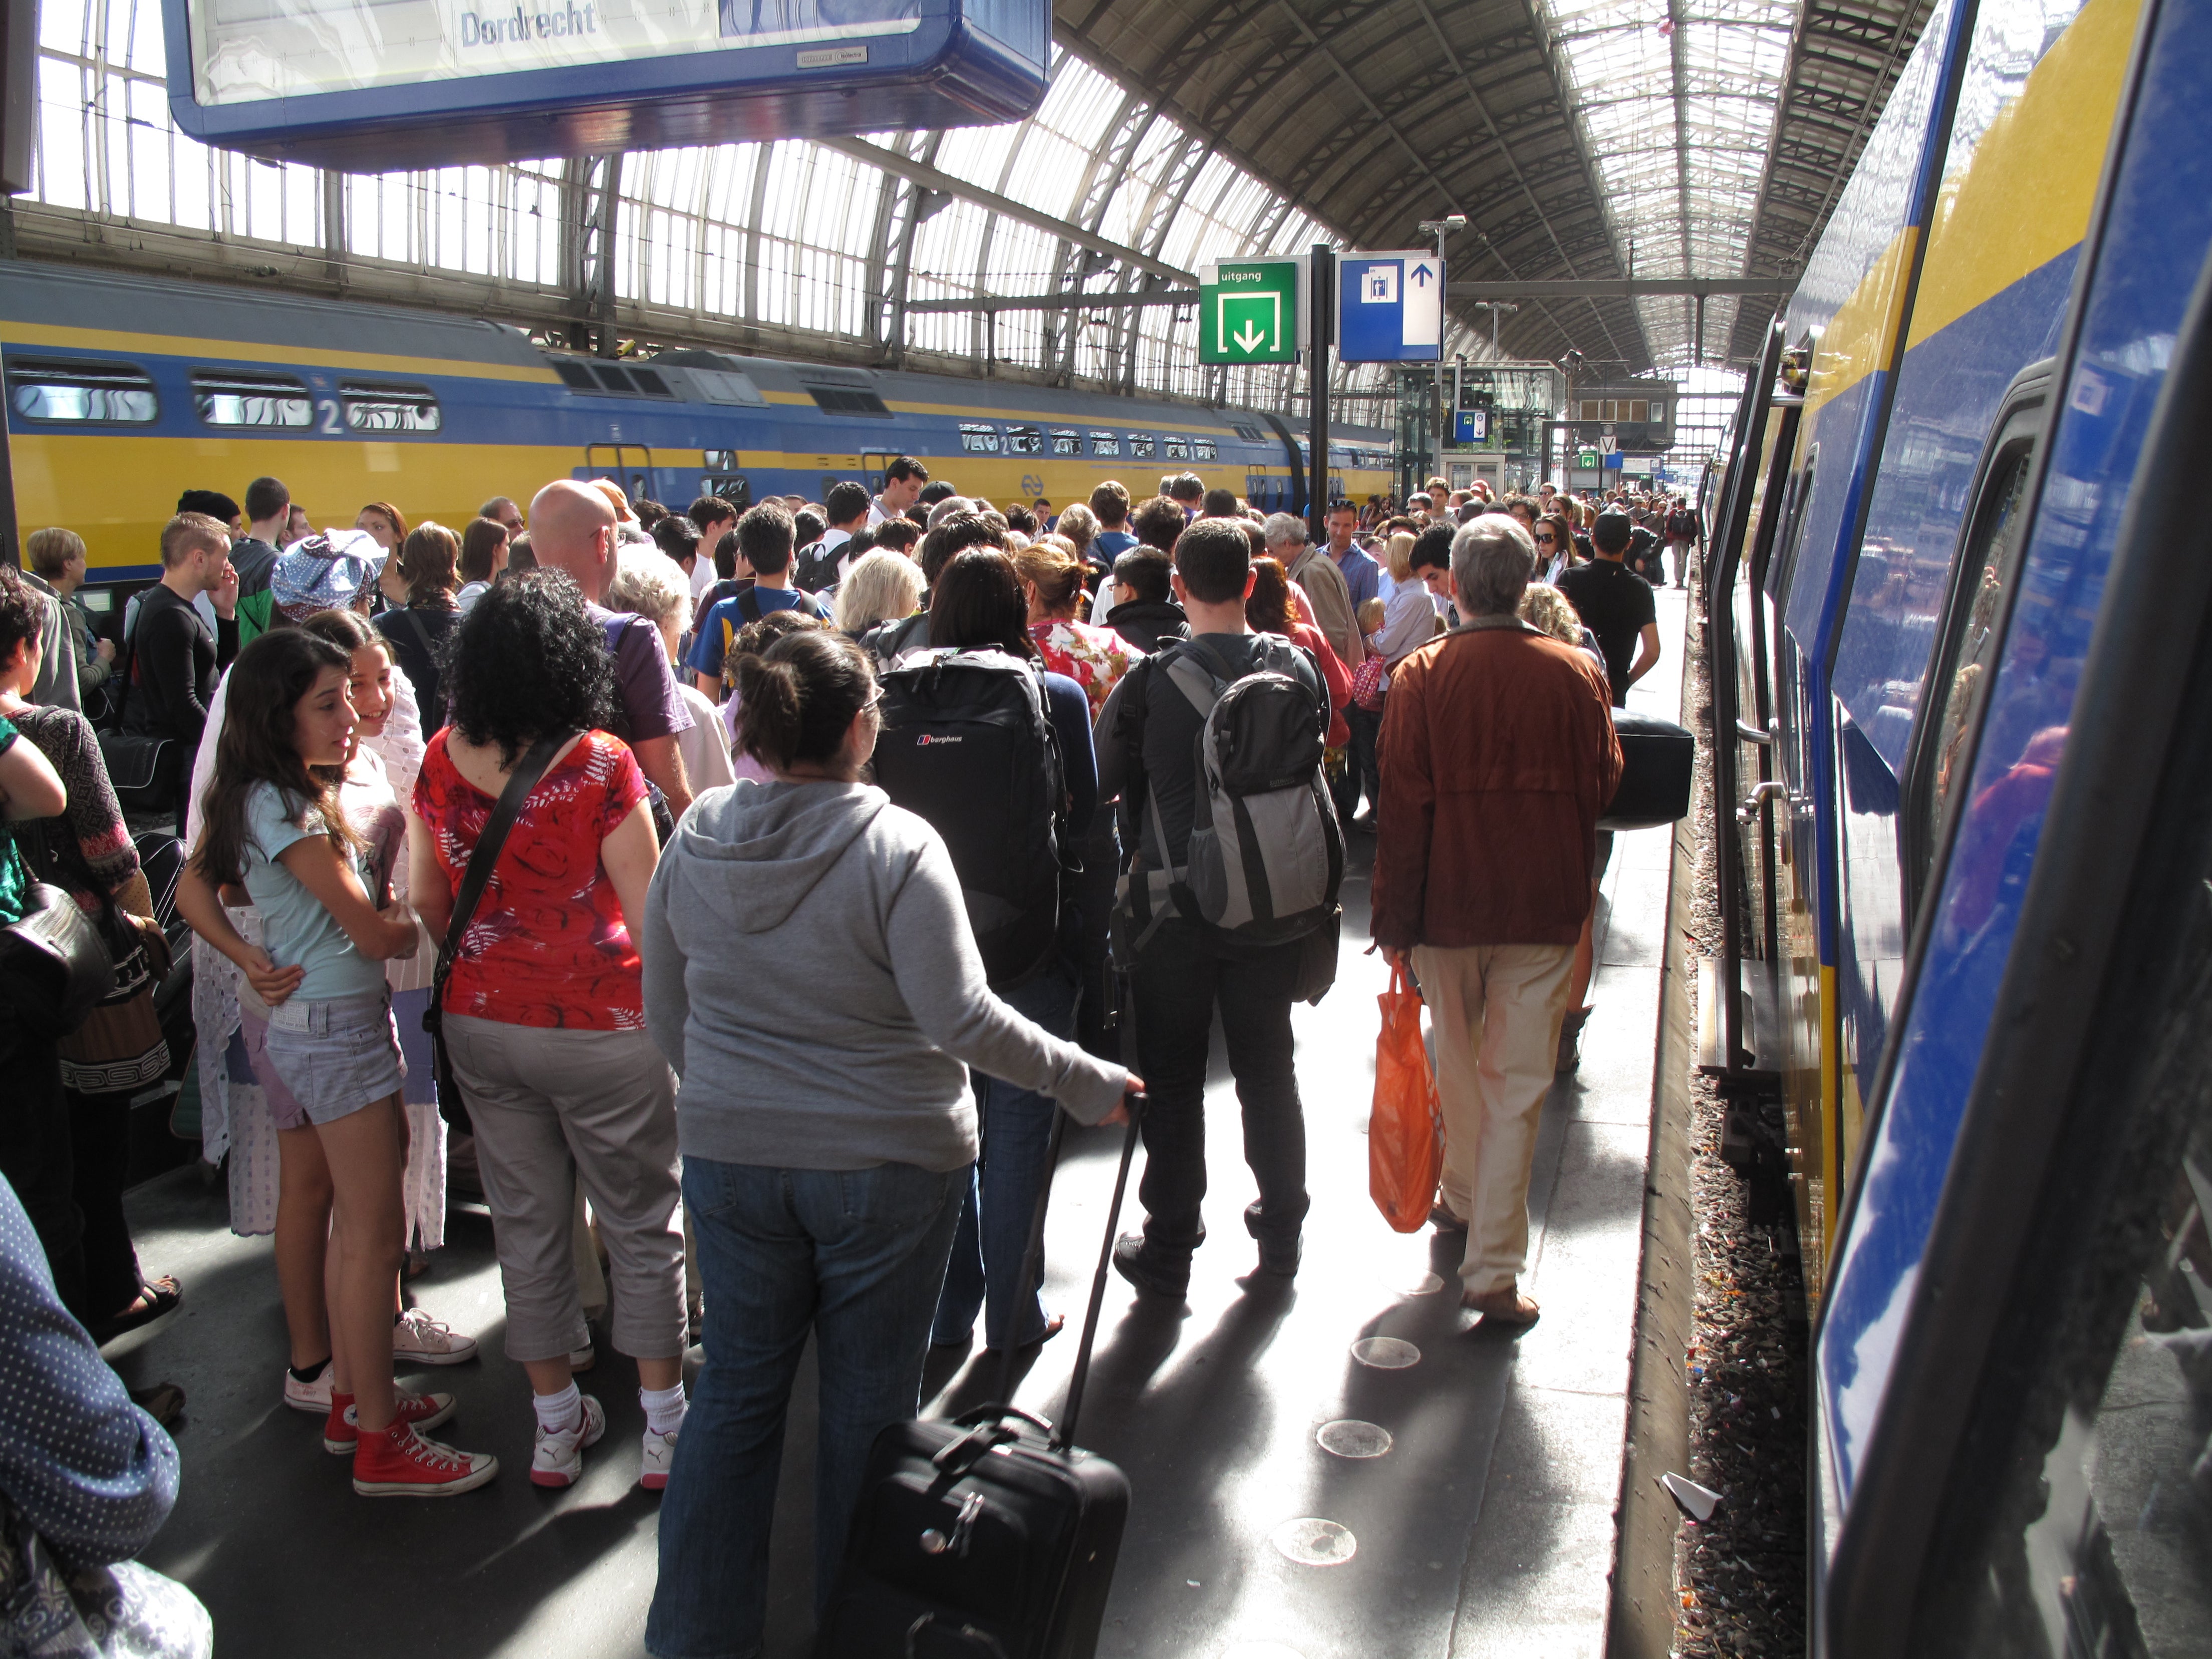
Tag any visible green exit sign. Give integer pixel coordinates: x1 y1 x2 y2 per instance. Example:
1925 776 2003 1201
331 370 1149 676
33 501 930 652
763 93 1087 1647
1199 258 1302 364
1576 450 1600 468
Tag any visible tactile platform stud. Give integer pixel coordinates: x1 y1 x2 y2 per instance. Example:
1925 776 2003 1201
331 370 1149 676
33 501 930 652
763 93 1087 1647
1270 1517 1357 1566
1349 1335 1421 1368
1316 1419 1394 1458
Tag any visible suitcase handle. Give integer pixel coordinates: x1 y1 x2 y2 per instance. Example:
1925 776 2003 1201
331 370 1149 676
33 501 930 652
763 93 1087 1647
950 1404 1055 1439
905 1612 1009 1658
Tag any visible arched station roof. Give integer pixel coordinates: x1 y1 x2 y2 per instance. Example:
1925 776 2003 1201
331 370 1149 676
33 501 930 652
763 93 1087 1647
17 0 1935 402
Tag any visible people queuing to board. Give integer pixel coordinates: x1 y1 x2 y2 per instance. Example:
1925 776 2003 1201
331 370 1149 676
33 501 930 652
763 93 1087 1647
0 453 1662 1659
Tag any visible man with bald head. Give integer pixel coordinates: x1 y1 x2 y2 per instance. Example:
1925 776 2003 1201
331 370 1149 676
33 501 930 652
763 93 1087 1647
528 479 694 816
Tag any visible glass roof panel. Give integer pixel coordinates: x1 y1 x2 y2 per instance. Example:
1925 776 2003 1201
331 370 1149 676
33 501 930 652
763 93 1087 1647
1538 0 1798 366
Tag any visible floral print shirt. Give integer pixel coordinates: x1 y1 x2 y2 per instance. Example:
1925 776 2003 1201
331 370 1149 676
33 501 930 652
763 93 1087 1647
1029 619 1144 722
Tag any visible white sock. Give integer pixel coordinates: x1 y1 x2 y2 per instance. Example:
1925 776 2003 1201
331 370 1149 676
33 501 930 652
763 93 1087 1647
640 1382 688 1437
533 1381 582 1435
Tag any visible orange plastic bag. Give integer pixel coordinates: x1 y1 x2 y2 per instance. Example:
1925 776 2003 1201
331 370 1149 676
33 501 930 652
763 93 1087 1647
1369 964 1443 1232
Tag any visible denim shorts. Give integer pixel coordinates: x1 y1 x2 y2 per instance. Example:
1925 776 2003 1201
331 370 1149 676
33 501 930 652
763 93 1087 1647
239 989 405 1128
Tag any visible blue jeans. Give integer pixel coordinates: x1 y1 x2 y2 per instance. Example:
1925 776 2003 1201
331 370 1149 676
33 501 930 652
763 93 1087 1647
645 1157 966 1659
930 963 1079 1350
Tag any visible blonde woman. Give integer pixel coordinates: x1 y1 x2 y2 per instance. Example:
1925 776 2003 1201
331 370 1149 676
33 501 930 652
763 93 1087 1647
831 548 924 640
608 548 736 794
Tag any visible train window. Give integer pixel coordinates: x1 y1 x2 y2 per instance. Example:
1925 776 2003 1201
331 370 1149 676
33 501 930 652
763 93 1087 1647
191 371 310 429
702 474 751 509
1129 434 1156 459
1193 438 1218 461
552 361 599 390
1165 435 1191 461
1231 423 1263 442
594 365 636 393
703 450 738 469
630 368 670 396
1916 442 2034 889
1631 400 1648 424
340 380 441 434
1088 431 1120 456
690 369 766 407
1050 428 1081 456
6 357 158 424
1005 426 1043 454
958 423 1002 454
805 385 892 416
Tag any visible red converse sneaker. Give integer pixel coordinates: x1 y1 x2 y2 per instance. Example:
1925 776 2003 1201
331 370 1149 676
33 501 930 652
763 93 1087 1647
352 1421 498 1497
322 1391 457 1455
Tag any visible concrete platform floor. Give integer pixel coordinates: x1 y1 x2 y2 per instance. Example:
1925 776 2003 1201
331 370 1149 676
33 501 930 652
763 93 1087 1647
107 589 1688 1659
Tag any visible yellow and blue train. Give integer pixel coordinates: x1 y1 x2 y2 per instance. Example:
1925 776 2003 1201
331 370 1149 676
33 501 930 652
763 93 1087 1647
1707 0 2212 1644
0 261 1396 582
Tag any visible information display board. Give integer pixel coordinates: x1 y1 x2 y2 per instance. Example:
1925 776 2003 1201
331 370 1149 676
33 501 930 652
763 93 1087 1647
1335 250 1441 365
1197 258 1301 365
163 0 1049 167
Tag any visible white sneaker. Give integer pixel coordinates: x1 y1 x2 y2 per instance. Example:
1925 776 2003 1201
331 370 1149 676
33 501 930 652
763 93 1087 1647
393 1308 478 1366
283 1360 333 1414
641 1425 679 1491
530 1394 607 1488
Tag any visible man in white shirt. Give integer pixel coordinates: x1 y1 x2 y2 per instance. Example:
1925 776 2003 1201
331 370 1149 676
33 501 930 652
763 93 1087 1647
867 456 929 527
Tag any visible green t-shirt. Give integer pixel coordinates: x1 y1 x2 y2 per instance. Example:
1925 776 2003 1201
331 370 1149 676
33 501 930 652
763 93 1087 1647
0 717 32 924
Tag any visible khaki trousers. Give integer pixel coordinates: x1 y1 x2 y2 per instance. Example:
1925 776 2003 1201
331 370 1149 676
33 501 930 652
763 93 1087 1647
1411 942 1576 1297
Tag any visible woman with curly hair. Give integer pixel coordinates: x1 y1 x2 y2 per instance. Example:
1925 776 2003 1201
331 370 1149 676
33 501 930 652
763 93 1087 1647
407 570 688 1494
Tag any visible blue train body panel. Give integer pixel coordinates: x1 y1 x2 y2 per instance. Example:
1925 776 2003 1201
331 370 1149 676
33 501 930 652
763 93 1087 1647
1819 0 2212 1501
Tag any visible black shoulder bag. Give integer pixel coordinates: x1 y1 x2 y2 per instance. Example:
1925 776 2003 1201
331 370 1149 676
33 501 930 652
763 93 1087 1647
423 733 570 1129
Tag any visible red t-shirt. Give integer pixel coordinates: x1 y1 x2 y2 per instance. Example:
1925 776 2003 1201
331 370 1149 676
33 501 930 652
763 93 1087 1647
413 729 650 1030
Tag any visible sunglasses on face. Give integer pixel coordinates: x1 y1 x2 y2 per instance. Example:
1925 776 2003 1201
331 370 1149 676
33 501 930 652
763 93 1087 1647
1534 532 1557 545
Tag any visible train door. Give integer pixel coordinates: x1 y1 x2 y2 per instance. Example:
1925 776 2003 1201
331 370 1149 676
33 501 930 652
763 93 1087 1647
580 443 656 508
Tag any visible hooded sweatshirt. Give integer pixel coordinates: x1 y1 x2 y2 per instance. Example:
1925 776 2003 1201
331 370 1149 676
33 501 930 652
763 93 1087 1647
642 777 1128 1172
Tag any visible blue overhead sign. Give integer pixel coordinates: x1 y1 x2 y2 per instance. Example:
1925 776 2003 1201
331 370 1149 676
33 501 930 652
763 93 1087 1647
1336 250 1443 364
161 0 1049 169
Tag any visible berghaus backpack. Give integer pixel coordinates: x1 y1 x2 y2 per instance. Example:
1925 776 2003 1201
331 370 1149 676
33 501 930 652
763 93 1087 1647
873 649 1067 990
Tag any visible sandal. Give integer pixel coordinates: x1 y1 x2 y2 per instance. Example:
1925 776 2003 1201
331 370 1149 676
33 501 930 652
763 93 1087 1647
983 1312 1066 1357
129 1381 187 1430
91 1277 183 1344
1461 1287 1541 1327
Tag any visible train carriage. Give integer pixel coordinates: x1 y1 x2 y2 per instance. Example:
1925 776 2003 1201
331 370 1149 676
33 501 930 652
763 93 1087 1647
0 261 1394 586
1707 0 2212 1644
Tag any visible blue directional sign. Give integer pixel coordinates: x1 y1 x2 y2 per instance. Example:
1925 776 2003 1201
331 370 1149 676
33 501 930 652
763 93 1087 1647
160 0 1050 169
1453 408 1490 444
1336 250 1443 364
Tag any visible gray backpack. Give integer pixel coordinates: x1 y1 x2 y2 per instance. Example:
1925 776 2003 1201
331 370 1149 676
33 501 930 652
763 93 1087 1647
1126 636 1344 952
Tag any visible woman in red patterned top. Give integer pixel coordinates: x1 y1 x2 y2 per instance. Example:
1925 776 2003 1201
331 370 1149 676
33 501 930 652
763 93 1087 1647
407 570 689 1494
1013 540 1143 722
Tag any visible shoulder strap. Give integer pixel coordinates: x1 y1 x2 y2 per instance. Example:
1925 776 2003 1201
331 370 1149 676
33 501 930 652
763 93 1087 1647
433 732 572 1000
396 606 437 661
737 587 764 626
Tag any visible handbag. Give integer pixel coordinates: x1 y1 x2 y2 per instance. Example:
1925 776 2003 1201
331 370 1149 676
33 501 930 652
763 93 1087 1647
1598 707 1697 832
423 732 572 1131
1369 964 1443 1233
1 1490 212 1659
95 605 177 814
0 882 116 1038
1350 652 1390 713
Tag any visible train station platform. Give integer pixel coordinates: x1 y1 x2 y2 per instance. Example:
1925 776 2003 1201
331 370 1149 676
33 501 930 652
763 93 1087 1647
101 589 1691 1659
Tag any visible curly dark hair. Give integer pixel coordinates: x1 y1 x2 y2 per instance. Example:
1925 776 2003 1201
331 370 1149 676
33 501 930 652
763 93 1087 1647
443 568 615 765
0 564 49 673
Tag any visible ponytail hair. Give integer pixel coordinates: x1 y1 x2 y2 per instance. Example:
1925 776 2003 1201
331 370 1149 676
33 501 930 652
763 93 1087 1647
735 628 874 773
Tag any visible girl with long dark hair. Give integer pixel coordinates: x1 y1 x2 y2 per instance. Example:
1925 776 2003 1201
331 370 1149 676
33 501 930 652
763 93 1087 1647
176 629 498 1498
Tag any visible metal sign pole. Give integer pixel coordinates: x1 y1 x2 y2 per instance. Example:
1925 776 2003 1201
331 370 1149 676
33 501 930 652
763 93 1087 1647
1307 242 1334 544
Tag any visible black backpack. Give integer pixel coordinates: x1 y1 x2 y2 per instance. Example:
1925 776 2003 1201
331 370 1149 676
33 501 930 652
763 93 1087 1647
873 650 1066 989
793 538 843 594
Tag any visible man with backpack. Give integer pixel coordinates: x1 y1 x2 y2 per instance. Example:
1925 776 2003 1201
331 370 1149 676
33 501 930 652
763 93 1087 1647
1098 518 1342 1297
794 481 872 594
686 502 831 699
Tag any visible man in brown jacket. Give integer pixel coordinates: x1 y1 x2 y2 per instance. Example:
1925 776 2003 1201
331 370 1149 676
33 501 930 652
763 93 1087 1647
1371 514 1621 1327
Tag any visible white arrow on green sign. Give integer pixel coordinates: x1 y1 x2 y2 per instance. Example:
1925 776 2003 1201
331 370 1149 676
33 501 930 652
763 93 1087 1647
1198 258 1302 365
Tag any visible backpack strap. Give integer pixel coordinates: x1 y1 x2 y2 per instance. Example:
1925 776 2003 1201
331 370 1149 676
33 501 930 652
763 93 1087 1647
736 587 764 626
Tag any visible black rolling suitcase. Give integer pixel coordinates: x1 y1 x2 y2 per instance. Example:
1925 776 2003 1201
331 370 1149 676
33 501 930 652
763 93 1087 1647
815 1100 1144 1659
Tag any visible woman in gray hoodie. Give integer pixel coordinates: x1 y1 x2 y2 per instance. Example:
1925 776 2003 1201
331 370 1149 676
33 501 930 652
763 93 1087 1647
640 627 1139 1659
